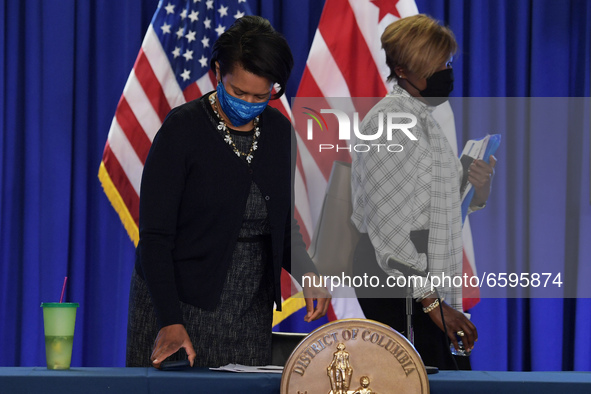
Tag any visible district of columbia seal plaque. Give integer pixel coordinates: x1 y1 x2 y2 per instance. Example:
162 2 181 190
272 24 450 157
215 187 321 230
280 318 429 394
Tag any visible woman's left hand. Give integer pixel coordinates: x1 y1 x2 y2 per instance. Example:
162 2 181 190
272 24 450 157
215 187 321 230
469 155 497 207
301 272 332 322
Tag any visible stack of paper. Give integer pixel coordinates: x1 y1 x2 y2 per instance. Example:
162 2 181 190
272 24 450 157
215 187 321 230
210 364 284 374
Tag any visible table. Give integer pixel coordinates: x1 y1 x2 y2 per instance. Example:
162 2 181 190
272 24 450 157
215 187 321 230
0 367 279 394
430 370 591 393
2 367 591 393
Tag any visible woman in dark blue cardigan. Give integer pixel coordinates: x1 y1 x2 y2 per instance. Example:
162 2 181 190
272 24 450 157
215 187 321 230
126 16 330 368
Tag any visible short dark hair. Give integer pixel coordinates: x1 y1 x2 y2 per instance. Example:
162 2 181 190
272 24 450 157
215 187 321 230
210 16 293 99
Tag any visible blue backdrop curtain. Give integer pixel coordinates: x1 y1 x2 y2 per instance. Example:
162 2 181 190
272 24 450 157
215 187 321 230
415 0 591 372
1 0 590 371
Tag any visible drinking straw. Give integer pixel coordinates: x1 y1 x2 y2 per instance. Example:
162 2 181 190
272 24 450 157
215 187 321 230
59 276 68 303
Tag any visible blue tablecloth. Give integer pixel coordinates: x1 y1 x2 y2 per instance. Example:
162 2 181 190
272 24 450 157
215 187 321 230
2 367 591 393
0 367 279 394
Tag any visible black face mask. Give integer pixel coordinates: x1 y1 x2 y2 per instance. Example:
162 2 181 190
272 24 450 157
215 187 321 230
407 68 454 106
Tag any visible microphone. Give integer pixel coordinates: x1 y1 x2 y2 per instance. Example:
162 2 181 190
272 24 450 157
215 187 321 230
387 256 428 278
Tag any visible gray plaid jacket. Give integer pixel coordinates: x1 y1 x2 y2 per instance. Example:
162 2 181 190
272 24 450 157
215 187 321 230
351 85 463 312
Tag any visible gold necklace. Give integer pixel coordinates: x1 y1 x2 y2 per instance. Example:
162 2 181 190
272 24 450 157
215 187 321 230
209 93 260 164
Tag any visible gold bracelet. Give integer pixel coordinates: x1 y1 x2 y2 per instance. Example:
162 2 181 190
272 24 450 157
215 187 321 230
422 297 444 314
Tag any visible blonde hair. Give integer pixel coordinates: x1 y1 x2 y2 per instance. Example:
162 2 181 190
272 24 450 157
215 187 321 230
381 14 458 81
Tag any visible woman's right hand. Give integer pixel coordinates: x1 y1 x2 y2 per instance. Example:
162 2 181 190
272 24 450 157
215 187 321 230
421 298 478 352
150 324 196 368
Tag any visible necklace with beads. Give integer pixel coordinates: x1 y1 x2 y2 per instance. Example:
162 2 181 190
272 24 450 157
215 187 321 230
209 92 260 164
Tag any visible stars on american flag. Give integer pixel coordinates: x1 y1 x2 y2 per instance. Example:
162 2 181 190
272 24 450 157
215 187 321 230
201 36 210 48
165 3 175 14
215 24 226 36
189 10 199 22
218 5 228 17
185 30 197 43
154 0 250 89
181 69 191 81
161 23 171 34
176 26 185 39
182 49 194 61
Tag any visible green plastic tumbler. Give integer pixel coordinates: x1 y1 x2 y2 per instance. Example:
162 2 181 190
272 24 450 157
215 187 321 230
40 302 79 370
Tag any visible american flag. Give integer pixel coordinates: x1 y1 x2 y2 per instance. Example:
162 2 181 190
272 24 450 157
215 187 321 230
98 0 303 328
99 0 258 245
291 0 480 320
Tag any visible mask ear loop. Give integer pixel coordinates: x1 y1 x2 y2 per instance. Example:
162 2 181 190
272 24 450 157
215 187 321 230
397 69 424 95
404 77 424 95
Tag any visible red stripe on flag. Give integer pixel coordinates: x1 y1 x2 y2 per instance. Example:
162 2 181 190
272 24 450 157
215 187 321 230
326 303 337 321
294 208 311 247
280 269 295 299
318 0 388 97
296 67 325 98
462 250 480 310
294 68 336 179
268 98 289 119
102 144 140 226
134 50 171 122
208 70 217 88
295 151 308 190
115 97 152 164
293 93 351 180
183 82 201 103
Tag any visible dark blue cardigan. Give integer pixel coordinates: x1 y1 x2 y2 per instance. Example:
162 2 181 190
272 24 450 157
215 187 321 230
135 94 316 328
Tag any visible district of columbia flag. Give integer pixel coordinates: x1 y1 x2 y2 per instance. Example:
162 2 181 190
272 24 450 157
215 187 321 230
97 0 303 327
289 0 479 328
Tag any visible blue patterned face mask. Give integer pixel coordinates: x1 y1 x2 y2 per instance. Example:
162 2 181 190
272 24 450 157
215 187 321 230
216 82 270 127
